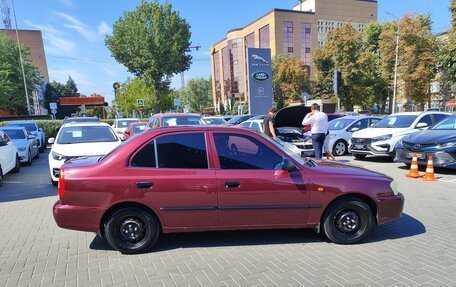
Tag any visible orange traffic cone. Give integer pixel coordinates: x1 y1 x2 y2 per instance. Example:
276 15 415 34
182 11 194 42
423 156 437 182
406 153 423 178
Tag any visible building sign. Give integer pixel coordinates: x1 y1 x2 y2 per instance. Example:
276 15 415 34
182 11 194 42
247 48 273 115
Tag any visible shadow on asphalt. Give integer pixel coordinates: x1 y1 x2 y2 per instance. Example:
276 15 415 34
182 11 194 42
89 213 425 253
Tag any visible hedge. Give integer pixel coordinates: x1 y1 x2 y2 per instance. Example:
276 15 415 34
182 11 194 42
0 119 118 140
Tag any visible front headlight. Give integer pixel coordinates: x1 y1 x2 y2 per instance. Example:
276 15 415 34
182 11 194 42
373 134 392 142
17 147 26 152
441 142 456 148
51 151 66 161
390 180 399 195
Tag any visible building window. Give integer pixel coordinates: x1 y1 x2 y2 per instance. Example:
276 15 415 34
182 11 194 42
283 21 294 55
228 38 245 97
259 25 270 48
212 51 221 101
300 23 311 67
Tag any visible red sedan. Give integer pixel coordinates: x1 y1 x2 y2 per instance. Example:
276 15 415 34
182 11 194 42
53 126 404 254
123 122 147 141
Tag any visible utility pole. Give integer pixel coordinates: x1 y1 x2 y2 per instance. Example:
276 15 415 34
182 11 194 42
11 0 31 115
181 44 202 88
387 12 400 114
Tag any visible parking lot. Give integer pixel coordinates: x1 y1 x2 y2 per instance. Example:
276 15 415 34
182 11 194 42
0 150 455 286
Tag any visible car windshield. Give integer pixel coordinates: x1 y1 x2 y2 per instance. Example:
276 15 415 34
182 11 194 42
133 124 146 133
204 118 226 124
8 122 37 131
57 126 118 144
432 116 456 130
328 118 356 130
162 116 205 126
227 115 246 124
118 119 139 128
3 129 26 139
374 115 418 128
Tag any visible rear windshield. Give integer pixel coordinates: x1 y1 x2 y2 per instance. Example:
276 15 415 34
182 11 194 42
3 129 26 139
57 126 118 144
133 124 146 133
204 118 226 124
118 119 139 128
8 122 37 131
162 116 205 126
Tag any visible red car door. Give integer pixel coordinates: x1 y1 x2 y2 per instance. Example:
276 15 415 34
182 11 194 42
127 132 218 228
210 132 311 227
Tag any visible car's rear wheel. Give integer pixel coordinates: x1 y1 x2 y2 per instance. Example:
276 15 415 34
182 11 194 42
333 140 347 156
353 154 366 159
0 166 3 187
39 142 45 153
323 197 374 244
12 155 20 173
26 150 32 166
104 207 160 254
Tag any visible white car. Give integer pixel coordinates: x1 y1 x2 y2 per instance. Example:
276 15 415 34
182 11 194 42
48 122 122 185
327 116 381 156
112 118 140 140
0 130 21 185
350 111 450 160
1 127 39 165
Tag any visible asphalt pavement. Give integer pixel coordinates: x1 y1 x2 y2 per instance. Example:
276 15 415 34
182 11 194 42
0 150 455 286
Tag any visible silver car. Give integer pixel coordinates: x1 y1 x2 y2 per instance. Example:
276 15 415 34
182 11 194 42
1 127 39 165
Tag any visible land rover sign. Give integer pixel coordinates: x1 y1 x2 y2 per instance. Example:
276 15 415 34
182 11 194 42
247 48 273 115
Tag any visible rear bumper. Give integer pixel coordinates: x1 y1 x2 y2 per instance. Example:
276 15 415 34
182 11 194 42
53 201 106 232
375 193 405 225
395 148 456 169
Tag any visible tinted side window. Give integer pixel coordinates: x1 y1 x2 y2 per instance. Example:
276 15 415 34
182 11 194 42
156 133 208 169
370 118 380 127
131 141 156 168
251 122 261 131
433 114 447 125
351 119 369 130
417 115 433 127
214 133 282 170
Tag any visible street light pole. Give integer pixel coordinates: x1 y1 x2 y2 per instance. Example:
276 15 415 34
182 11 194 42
387 12 400 114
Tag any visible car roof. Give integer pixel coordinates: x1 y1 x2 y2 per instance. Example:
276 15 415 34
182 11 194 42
1 126 26 130
7 121 36 124
333 115 379 120
391 111 450 116
61 122 111 128
153 113 201 117
116 118 140 120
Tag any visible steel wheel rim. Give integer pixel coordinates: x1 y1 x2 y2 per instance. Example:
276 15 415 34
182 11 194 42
335 142 346 155
335 209 361 234
118 217 146 243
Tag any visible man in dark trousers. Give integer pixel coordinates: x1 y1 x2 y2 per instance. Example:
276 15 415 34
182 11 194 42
302 103 328 161
263 107 278 139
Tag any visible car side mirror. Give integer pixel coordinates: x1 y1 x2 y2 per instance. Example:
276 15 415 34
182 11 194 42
125 130 130 135
39 128 44 132
282 158 298 172
416 123 428 129
28 135 35 140
48 138 55 144
349 127 360 132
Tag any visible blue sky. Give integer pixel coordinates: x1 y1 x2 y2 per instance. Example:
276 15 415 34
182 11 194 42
10 0 452 103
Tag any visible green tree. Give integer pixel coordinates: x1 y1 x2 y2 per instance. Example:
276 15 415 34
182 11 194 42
105 0 192 113
0 32 41 114
63 76 78 97
438 0 456 93
178 77 212 113
272 54 310 106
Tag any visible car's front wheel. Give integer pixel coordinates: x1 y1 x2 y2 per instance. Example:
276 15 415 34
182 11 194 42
26 150 32 166
333 140 347 156
12 155 20 173
39 141 45 153
323 197 374 244
104 207 160 254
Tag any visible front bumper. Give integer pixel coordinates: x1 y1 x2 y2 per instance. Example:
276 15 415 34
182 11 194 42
18 150 27 163
53 201 106 232
350 139 393 157
376 193 405 225
395 148 456 169
48 154 64 181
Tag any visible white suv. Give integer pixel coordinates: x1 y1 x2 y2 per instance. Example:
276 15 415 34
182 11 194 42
48 122 121 185
349 111 449 160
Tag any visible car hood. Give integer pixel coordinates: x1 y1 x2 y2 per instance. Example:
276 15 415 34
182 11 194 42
353 127 410 138
403 130 456 144
314 160 392 180
275 105 311 128
11 139 28 149
52 141 121 157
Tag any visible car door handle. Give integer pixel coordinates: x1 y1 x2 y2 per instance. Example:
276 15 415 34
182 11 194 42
136 182 154 189
224 181 240 188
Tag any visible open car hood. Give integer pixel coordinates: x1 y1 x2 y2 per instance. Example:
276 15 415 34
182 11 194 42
275 105 311 128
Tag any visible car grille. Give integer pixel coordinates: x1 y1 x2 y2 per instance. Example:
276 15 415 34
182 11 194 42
402 141 436 151
352 138 372 144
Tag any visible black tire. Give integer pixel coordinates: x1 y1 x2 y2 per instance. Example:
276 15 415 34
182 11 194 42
39 141 45 153
35 151 40 159
0 166 3 187
12 155 20 173
323 197 374 244
353 154 367 160
332 140 348 156
104 207 160 254
26 150 32 166
51 179 58 186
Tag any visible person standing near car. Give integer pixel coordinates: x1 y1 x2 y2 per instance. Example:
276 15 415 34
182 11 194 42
302 103 328 161
263 108 278 139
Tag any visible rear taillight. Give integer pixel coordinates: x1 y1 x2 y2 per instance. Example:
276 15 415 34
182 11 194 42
58 169 65 198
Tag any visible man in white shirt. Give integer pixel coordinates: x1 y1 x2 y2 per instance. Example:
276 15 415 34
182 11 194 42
302 103 328 161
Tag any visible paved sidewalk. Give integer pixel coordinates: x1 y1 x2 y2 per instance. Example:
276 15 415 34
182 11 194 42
0 152 455 286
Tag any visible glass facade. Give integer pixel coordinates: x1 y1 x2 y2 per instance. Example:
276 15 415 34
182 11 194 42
283 21 294 55
259 25 270 48
222 47 230 100
300 23 311 70
227 38 245 100
244 33 255 94
212 51 221 102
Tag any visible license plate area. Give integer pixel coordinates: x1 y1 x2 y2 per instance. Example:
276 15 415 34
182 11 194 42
408 152 425 159
354 144 367 150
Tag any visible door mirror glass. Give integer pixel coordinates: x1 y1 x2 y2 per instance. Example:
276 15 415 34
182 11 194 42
48 138 55 144
349 127 360 132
